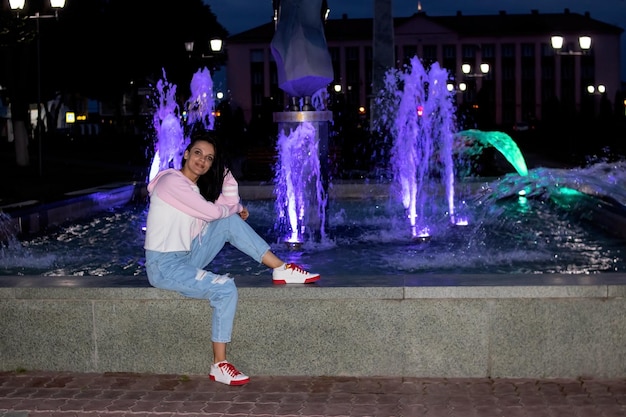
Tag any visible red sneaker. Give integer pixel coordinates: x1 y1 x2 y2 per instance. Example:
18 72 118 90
209 361 250 385
272 263 320 284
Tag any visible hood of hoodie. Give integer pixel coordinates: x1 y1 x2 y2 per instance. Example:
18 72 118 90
147 168 184 194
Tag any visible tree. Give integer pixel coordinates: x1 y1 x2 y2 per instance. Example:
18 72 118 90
50 0 228 102
0 0 228 168
0 10 38 167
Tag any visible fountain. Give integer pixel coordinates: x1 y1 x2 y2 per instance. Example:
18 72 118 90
2 36 626 382
375 57 458 240
148 68 216 182
271 0 334 246
3 2 626 382
373 56 536 242
1 47 625 277
0 0 624 277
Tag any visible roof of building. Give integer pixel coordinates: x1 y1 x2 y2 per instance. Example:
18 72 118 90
422 10 623 36
227 9 623 43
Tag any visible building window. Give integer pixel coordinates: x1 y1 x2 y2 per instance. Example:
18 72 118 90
501 43 515 58
462 45 476 59
422 45 437 63
581 56 595 79
365 46 373 97
346 46 359 61
250 49 264 63
481 44 495 58
502 65 515 81
521 64 535 80
329 46 341 82
541 43 555 57
521 43 536 82
252 91 263 107
541 60 555 80
403 45 417 65
521 43 535 58
251 65 264 86
443 45 455 59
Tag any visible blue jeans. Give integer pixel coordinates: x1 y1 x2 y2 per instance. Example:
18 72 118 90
145 215 271 343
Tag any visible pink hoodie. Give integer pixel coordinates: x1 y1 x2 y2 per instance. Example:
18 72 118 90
144 168 243 252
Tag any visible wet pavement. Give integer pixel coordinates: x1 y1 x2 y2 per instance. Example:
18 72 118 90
1 371 626 416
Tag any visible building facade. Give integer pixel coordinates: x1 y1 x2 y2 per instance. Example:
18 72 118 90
226 9 623 128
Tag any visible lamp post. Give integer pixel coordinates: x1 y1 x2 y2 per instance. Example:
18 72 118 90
456 63 490 127
586 84 608 119
9 0 66 177
185 38 223 63
461 63 490 78
551 35 593 115
459 63 489 101
551 35 592 55
446 82 467 93
586 84 606 95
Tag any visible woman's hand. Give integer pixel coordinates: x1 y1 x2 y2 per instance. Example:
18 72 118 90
239 206 249 221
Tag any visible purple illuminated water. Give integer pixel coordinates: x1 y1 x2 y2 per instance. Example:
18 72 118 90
148 75 184 181
148 68 215 182
376 57 457 238
375 57 532 238
186 67 216 130
274 121 327 243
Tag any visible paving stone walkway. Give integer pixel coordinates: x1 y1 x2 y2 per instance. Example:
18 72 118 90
1 371 626 416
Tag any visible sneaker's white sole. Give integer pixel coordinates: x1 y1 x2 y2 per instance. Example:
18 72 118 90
209 374 250 385
273 275 321 285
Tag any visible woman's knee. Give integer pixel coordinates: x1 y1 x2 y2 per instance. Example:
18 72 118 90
216 275 238 297
207 275 238 304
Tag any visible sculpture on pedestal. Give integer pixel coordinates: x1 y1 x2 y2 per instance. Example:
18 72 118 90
270 0 333 102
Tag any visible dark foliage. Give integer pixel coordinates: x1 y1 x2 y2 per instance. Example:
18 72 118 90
1 0 228 104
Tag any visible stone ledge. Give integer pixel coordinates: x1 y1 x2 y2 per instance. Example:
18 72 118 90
1 275 625 379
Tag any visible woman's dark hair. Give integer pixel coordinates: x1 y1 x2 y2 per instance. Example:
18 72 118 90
183 131 226 202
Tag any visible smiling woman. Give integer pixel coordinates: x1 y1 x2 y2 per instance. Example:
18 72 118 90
182 140 216 182
142 130 320 385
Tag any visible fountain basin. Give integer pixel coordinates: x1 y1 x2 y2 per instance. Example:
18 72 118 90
1 179 626 378
1 179 625 276
1 182 143 237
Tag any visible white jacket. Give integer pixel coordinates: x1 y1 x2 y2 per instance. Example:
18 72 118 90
144 168 243 252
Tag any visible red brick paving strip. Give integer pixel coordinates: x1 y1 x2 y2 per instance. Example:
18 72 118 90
0 371 625 416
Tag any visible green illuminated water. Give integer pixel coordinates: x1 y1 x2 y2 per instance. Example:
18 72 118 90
457 129 529 176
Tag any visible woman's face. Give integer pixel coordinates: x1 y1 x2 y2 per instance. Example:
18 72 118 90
182 140 215 182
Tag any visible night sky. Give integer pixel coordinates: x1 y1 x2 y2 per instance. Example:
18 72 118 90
205 0 626 79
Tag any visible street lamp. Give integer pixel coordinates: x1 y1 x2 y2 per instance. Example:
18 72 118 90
185 38 223 59
461 63 489 78
209 38 223 53
586 84 606 95
550 35 592 55
446 82 467 93
10 0 66 176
